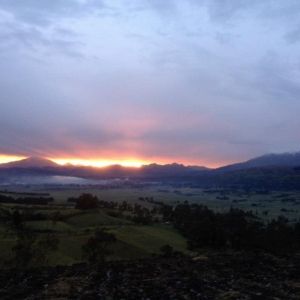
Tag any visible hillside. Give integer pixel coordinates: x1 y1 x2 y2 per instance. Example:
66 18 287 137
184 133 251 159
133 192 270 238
0 157 59 169
216 152 300 173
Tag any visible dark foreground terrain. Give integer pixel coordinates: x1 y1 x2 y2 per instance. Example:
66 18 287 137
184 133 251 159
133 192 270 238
0 253 300 300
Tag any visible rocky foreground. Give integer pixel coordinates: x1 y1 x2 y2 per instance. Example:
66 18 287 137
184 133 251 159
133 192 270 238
0 253 299 300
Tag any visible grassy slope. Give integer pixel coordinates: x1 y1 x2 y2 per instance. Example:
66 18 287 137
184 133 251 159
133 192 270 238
2 186 300 222
65 211 134 228
51 224 192 266
110 225 191 255
0 204 192 266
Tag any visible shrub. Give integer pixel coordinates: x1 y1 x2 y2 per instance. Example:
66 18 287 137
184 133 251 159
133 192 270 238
82 228 116 270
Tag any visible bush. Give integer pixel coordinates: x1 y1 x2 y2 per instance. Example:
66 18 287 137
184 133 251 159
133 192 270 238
82 228 116 270
11 232 59 268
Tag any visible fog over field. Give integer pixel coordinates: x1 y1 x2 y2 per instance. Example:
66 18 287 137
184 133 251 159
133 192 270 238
0 175 112 186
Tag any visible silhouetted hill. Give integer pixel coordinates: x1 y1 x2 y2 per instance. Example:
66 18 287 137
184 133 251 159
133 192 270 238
213 166 300 190
1 153 300 189
0 161 209 181
216 152 300 173
140 163 208 176
0 157 59 169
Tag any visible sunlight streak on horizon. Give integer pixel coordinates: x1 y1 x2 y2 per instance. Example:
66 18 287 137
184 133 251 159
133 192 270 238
0 154 224 168
51 158 145 168
0 155 27 164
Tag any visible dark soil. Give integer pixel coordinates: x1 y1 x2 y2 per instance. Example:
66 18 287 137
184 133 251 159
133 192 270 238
0 253 300 299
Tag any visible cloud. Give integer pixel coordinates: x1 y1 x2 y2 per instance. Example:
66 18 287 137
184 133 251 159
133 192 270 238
0 0 110 60
203 0 258 23
284 26 300 44
1 0 300 167
0 0 106 26
145 0 177 15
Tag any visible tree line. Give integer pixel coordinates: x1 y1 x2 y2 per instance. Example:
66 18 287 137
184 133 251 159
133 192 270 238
170 203 300 255
0 194 54 205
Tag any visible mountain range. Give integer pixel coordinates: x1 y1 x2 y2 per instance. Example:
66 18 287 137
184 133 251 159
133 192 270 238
0 152 300 189
1 152 300 172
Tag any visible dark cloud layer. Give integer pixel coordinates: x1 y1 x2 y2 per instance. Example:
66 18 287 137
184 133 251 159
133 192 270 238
0 0 299 166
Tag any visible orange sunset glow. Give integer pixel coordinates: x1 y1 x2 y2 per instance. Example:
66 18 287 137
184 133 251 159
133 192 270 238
0 155 27 164
0 155 147 168
0 154 228 169
51 158 146 168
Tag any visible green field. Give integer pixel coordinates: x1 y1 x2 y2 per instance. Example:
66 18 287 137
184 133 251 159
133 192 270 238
0 185 300 268
3 185 300 221
41 186 300 223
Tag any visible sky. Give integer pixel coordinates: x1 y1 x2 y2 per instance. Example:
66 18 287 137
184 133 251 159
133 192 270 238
0 0 300 168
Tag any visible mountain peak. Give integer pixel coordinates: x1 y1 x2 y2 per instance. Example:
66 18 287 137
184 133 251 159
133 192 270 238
217 151 300 172
0 156 59 168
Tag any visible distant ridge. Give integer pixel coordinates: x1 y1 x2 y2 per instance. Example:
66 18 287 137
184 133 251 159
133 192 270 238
0 152 300 183
1 152 300 172
0 156 59 168
0 152 300 189
216 152 300 172
142 163 209 175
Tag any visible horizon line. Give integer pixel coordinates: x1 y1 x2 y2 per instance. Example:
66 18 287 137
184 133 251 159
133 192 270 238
0 155 216 169
1 151 298 170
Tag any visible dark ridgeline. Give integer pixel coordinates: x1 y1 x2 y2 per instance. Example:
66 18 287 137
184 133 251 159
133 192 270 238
0 152 300 189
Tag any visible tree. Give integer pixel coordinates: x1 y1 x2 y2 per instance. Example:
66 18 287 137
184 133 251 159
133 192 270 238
12 231 37 268
160 244 174 258
119 201 128 211
34 234 60 266
50 211 61 229
75 193 99 210
160 244 183 258
11 232 59 268
161 205 173 222
12 209 23 229
82 228 116 270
